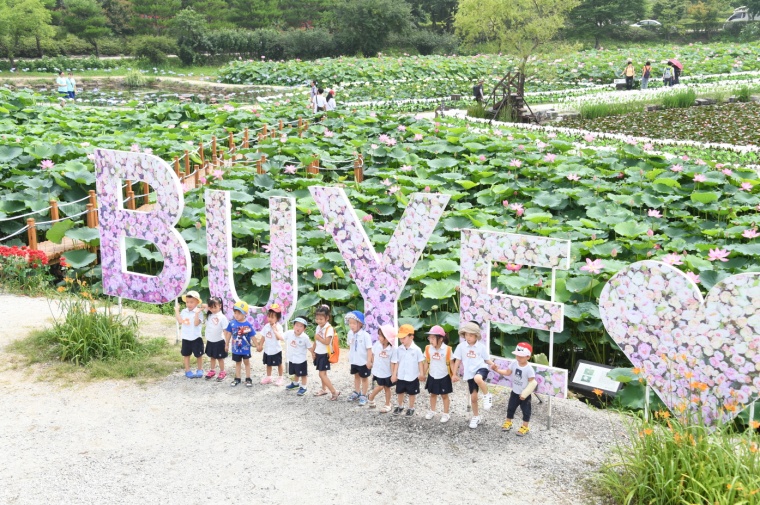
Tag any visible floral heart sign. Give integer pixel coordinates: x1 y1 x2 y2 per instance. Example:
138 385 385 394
599 260 760 425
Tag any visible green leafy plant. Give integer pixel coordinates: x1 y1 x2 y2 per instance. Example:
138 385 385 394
661 87 697 109
123 70 147 88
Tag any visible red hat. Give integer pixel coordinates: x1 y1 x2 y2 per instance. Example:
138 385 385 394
513 342 533 357
268 303 282 313
425 325 446 337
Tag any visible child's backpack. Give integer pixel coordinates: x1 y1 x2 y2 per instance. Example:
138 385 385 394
325 323 341 364
425 344 452 376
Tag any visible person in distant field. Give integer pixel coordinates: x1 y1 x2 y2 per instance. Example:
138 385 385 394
663 63 673 87
325 89 336 111
672 63 681 85
67 72 77 99
314 88 327 113
621 60 635 90
56 72 68 98
641 61 652 90
473 80 485 103
309 80 317 108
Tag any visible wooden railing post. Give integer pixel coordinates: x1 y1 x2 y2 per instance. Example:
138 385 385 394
279 120 283 130
228 131 234 151
199 141 205 166
86 204 95 228
243 128 249 148
298 117 303 129
88 190 99 227
142 182 149 205
256 154 267 175
211 137 217 165
194 165 200 186
173 157 180 178
50 200 59 222
184 150 190 176
307 159 319 175
262 124 268 136
354 155 364 183
26 218 37 250
127 190 136 210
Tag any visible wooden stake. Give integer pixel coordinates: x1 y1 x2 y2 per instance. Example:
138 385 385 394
127 190 136 210
184 150 190 176
173 157 180 177
263 124 268 136
142 182 149 205
194 165 200 186
86 204 95 228
26 218 37 250
307 159 319 175
279 120 283 130
298 117 303 128
243 128 249 148
88 190 97 210
50 200 59 222
354 155 364 183
211 137 217 165
199 141 205 166
228 131 234 151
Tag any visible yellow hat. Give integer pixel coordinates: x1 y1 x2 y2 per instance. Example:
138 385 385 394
397 324 415 339
233 300 250 314
182 290 202 303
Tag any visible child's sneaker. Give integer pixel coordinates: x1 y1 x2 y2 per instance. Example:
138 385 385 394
425 410 436 420
405 408 415 417
440 413 450 423
483 393 493 411
358 395 368 406
275 376 285 387
231 378 241 387
392 406 404 415
516 425 530 437
217 370 227 382
194 369 204 379
469 416 481 429
347 391 360 402
285 382 299 391
501 419 513 432
245 378 253 387
260 376 272 385
185 370 194 378
297 387 307 396
205 370 216 380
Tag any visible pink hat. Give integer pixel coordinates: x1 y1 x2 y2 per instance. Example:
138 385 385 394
378 324 398 347
425 325 446 337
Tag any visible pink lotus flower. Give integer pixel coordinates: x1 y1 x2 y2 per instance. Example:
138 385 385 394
670 164 683 172
643 143 653 151
581 258 604 274
662 253 683 265
584 134 596 142
647 229 654 237
397 125 406 132
478 155 486 162
648 209 662 218
284 165 296 174
693 174 706 182
400 165 413 172
87 154 95 160
213 169 224 180
199 176 207 184
510 159 522 167
502 200 509 207
40 159 55 169
362 214 373 223
385 137 397 146
223 104 235 112
544 153 556 163
370 144 379 150
722 168 733 176
567 173 580 181
681 155 689 161
413 134 423 141
695 159 706 165
506 263 522 272
548 132 557 138
743 228 760 239
378 134 390 143
424 186 430 192
144 148 153 154
280 135 288 143
131 144 140 152
740 182 753 191
510 203 524 216
314 269 323 280
708 248 730 262
388 185 400 195
536 141 546 149
324 130 334 138
685 271 700 284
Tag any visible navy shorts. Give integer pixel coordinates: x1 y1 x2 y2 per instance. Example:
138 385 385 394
426 375 453 395
205 340 228 359
467 368 490 394
231 353 251 363
181 337 204 358
396 378 420 395
374 376 394 387
263 351 283 366
350 364 371 378
289 361 308 377
313 353 330 371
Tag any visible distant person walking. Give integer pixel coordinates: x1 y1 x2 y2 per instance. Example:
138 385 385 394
641 62 651 90
473 80 485 103
56 72 68 98
663 64 673 87
325 89 336 111
66 72 77 99
673 63 681 85
622 60 635 90
314 88 326 113
309 80 317 108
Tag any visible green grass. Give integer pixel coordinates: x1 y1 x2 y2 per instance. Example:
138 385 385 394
579 101 647 120
598 413 760 504
661 88 697 109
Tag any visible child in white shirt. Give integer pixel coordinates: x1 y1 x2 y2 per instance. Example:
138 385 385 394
203 296 229 381
391 324 425 417
284 317 312 396
368 324 397 413
451 321 495 429
255 303 285 385
491 342 537 436
175 290 205 379
310 304 339 400
423 325 453 423
346 311 373 406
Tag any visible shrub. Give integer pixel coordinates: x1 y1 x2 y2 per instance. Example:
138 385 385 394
599 414 760 504
390 30 460 55
740 22 760 42
123 70 147 88
281 28 338 60
0 245 50 293
131 36 177 66
661 87 696 109
467 102 487 118
737 86 753 102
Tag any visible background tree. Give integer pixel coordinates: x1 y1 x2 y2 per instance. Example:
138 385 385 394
0 0 54 66
455 0 579 74
170 7 209 65
408 0 457 32
278 0 335 28
227 0 281 30
332 0 413 56
567 0 646 48
98 0 134 36
652 0 689 39
131 0 181 35
685 0 730 37
60 0 111 56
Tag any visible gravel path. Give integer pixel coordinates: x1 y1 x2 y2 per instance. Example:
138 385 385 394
0 294 625 505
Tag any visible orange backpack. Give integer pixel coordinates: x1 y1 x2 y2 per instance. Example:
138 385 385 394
425 345 452 376
324 323 341 364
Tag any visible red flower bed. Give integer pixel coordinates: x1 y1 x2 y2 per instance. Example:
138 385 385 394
0 245 48 267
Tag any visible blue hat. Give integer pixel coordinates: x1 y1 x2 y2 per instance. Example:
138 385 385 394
344 310 365 325
292 317 309 326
